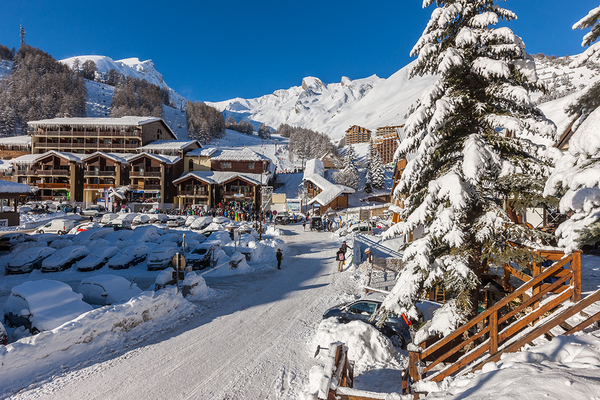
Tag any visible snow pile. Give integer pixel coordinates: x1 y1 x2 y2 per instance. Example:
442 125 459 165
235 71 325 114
418 331 600 398
182 272 214 301
265 225 282 236
0 288 197 398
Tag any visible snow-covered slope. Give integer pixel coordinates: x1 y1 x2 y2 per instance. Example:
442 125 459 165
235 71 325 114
208 65 437 142
60 55 186 109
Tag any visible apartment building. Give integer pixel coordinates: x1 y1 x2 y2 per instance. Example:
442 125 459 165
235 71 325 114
81 152 136 204
372 125 402 164
28 116 177 154
345 125 372 145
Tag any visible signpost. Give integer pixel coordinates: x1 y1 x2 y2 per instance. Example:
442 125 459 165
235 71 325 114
172 252 186 293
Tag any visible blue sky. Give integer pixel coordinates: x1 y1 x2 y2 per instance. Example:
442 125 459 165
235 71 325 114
1 0 598 102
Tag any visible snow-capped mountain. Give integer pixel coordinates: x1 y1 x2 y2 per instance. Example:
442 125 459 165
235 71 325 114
60 55 186 109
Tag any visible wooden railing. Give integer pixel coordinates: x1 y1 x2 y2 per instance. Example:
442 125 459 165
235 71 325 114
404 250 597 392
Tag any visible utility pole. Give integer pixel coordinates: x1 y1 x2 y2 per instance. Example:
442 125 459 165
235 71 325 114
20 24 26 46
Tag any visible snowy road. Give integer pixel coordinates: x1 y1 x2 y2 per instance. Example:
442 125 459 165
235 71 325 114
10 224 350 400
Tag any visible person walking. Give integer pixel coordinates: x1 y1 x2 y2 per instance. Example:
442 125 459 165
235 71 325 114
276 249 283 269
341 241 348 254
336 247 345 272
302 218 306 231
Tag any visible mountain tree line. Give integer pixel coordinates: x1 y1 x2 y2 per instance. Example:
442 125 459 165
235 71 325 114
0 44 15 61
110 75 170 118
225 116 254 135
277 123 334 162
186 101 226 143
0 44 86 136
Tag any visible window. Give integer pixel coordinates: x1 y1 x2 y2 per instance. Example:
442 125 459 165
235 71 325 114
231 185 238 192
189 159 194 171
248 163 255 170
220 162 231 169
348 302 378 316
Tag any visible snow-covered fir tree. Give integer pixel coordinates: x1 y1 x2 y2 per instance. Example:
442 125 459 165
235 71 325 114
370 151 385 190
364 142 374 193
377 0 556 333
333 145 360 189
544 6 600 253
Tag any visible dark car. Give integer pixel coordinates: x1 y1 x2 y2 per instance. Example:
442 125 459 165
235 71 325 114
323 293 418 349
310 216 323 231
274 213 291 225
0 232 30 252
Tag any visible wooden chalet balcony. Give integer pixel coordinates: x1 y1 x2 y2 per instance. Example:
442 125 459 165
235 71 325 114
178 190 209 197
34 182 69 189
84 183 113 190
39 130 141 138
221 191 252 197
35 142 139 149
84 170 116 177
130 184 162 190
20 169 70 176
130 171 161 177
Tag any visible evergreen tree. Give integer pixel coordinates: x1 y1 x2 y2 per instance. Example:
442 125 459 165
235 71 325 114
544 6 600 252
377 0 556 332
370 151 385 190
364 142 374 193
333 145 360 189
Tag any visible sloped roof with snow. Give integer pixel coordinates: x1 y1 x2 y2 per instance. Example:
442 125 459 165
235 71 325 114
211 148 271 162
128 152 181 165
138 140 200 152
9 154 44 165
308 184 354 206
304 159 324 177
175 171 265 186
0 179 32 194
173 172 216 185
186 147 218 157
303 157 354 205
81 152 138 164
0 135 31 147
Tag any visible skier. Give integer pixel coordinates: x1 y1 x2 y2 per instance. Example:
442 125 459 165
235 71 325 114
276 249 283 270
336 247 345 272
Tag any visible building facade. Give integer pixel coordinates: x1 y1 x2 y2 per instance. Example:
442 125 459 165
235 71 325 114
345 125 372 145
372 125 402 164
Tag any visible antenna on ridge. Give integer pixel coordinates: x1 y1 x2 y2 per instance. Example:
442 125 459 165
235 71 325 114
20 24 26 46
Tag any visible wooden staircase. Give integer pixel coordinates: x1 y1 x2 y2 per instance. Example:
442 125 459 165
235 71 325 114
404 250 600 396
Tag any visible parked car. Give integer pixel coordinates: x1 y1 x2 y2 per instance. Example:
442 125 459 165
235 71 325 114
100 213 119 225
54 203 74 213
274 212 291 225
3 279 93 333
166 217 185 227
107 244 150 270
80 205 106 217
186 240 221 270
339 221 375 236
185 215 198 227
76 246 120 272
322 293 421 349
5 247 57 274
107 219 132 230
190 216 213 231
132 214 151 225
310 216 323 231
148 214 168 223
77 275 142 306
35 218 77 235
70 222 103 234
147 247 179 271
41 245 90 272
0 321 6 345
0 232 30 251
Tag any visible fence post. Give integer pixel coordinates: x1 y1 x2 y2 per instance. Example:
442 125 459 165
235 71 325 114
572 251 581 302
490 309 498 354
408 350 422 386
532 261 542 310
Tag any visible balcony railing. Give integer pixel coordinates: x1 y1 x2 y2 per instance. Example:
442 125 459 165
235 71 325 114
84 170 116 177
130 171 161 177
129 184 162 191
39 130 141 138
221 191 252 197
33 183 70 189
84 183 114 190
178 190 208 196
15 169 70 176
35 142 139 149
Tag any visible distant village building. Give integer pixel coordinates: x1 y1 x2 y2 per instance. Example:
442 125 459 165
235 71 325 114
28 116 177 155
303 159 354 214
372 125 403 164
0 136 31 159
319 149 343 170
345 125 372 145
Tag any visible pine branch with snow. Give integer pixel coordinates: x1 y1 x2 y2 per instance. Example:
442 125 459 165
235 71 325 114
377 0 557 336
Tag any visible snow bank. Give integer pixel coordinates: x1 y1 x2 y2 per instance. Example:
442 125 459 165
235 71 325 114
0 289 197 398
182 272 214 301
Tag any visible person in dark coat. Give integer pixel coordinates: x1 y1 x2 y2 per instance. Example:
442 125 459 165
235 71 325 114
276 249 283 269
336 248 345 272
340 241 348 254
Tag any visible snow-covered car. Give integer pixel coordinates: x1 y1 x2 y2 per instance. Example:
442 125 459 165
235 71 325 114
323 293 419 349
41 245 90 272
77 275 142 306
166 217 185 227
148 214 168 223
5 247 57 274
185 215 198 227
72 227 114 242
147 247 179 271
107 219 132 230
157 232 184 246
338 221 374 236
274 213 291 225
80 205 106 217
190 216 213 231
100 213 119 225
213 216 230 224
0 232 30 251
69 222 103 234
75 246 120 272
0 321 6 345
186 240 221 270
3 279 93 334
132 214 150 225
107 244 150 270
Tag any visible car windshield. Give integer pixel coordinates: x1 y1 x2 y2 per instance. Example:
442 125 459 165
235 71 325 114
347 301 379 316
192 248 208 255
